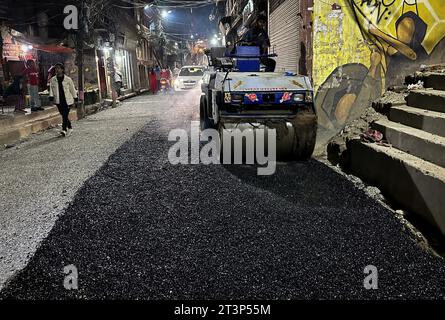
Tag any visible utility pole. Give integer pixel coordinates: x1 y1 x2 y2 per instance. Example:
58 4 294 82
76 0 86 119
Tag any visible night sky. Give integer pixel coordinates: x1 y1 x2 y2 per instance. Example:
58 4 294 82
148 0 218 42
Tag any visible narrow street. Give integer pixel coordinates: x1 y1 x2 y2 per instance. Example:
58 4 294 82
1 93 444 299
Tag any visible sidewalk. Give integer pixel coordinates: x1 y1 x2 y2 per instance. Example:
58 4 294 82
0 91 142 149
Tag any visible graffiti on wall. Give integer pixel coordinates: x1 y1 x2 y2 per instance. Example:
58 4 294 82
315 0 445 133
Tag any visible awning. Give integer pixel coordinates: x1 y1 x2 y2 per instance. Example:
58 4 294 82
33 44 74 54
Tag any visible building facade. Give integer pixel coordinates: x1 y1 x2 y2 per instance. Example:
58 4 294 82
0 0 178 109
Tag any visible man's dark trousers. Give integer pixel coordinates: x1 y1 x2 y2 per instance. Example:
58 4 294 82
56 102 72 131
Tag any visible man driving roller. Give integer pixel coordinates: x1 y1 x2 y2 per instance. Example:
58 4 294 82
241 14 276 72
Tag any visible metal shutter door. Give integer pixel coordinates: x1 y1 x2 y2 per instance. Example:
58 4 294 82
269 0 300 73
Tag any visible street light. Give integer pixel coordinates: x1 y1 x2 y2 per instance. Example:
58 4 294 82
162 10 172 18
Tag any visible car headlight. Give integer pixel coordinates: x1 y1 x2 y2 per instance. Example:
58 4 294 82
293 93 305 102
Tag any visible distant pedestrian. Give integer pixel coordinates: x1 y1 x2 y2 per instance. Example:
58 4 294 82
154 65 161 91
172 64 180 78
3 76 26 113
23 60 43 112
49 63 78 137
149 68 158 94
114 69 123 97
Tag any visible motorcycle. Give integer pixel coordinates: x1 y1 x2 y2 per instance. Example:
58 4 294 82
159 78 170 94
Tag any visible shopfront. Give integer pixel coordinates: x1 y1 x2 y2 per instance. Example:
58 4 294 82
268 0 301 73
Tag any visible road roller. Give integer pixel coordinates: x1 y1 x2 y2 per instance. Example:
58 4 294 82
200 46 317 161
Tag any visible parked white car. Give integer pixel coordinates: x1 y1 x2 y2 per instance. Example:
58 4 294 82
173 66 206 92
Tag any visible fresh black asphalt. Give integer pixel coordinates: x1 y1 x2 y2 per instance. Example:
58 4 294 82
1 94 445 299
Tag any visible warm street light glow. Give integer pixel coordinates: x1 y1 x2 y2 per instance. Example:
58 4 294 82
21 44 33 52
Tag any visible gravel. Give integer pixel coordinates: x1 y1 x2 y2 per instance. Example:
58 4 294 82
1 92 444 299
0 94 165 290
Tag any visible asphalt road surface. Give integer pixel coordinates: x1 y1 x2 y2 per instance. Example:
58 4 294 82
1 93 444 299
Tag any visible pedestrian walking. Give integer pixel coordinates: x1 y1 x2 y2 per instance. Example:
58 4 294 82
49 63 78 137
23 60 44 112
149 68 158 94
154 65 161 91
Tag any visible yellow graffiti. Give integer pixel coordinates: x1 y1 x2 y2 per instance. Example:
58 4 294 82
349 0 445 55
313 0 445 134
233 80 243 89
291 80 305 88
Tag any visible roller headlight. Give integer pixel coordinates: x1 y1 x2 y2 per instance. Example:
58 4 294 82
293 93 305 102
231 94 244 102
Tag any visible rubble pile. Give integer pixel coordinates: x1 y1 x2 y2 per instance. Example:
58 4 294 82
326 90 406 167
405 63 445 89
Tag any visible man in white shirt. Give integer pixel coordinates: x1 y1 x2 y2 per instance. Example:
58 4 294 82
49 63 78 137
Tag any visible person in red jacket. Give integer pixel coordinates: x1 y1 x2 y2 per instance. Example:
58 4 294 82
23 60 43 111
160 66 171 81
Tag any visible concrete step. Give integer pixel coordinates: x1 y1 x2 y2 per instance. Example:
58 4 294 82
0 110 77 146
406 72 445 91
419 72 445 91
390 105 445 138
406 89 445 113
0 106 60 130
348 139 445 236
372 119 445 168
